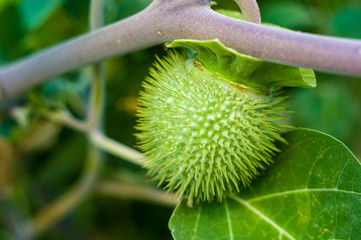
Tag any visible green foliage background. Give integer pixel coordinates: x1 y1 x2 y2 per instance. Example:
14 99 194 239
0 0 360 239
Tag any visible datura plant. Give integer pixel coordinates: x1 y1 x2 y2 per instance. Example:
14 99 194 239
2 0 361 239
136 11 316 202
136 35 316 202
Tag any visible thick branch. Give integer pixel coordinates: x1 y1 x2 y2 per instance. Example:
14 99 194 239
178 8 361 76
0 1 172 99
0 0 361 99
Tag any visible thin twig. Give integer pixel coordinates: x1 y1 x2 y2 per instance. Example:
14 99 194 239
25 0 106 236
87 0 106 130
43 109 145 166
26 147 102 235
90 131 145 166
96 181 179 208
42 110 89 132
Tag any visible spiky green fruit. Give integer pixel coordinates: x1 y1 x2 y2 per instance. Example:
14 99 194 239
136 51 287 202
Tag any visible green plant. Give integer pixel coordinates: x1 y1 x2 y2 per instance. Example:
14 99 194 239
0 0 360 239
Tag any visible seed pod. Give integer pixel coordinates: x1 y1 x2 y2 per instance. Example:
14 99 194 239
136 51 287 202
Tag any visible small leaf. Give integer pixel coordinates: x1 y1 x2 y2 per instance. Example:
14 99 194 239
169 129 361 239
166 39 316 94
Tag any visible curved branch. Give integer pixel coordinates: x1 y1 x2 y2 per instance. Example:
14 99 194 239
0 0 361 99
234 0 261 23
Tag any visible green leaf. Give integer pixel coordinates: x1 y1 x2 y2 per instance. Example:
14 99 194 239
169 129 361 239
166 40 316 94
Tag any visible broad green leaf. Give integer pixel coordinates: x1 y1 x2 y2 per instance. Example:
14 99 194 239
166 40 316 94
169 129 361 239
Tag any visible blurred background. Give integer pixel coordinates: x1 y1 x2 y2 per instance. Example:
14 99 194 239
0 0 360 239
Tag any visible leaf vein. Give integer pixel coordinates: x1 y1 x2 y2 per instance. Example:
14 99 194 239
230 196 296 240
224 199 234 240
305 146 334 188
248 188 361 203
336 159 351 189
192 205 202 240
